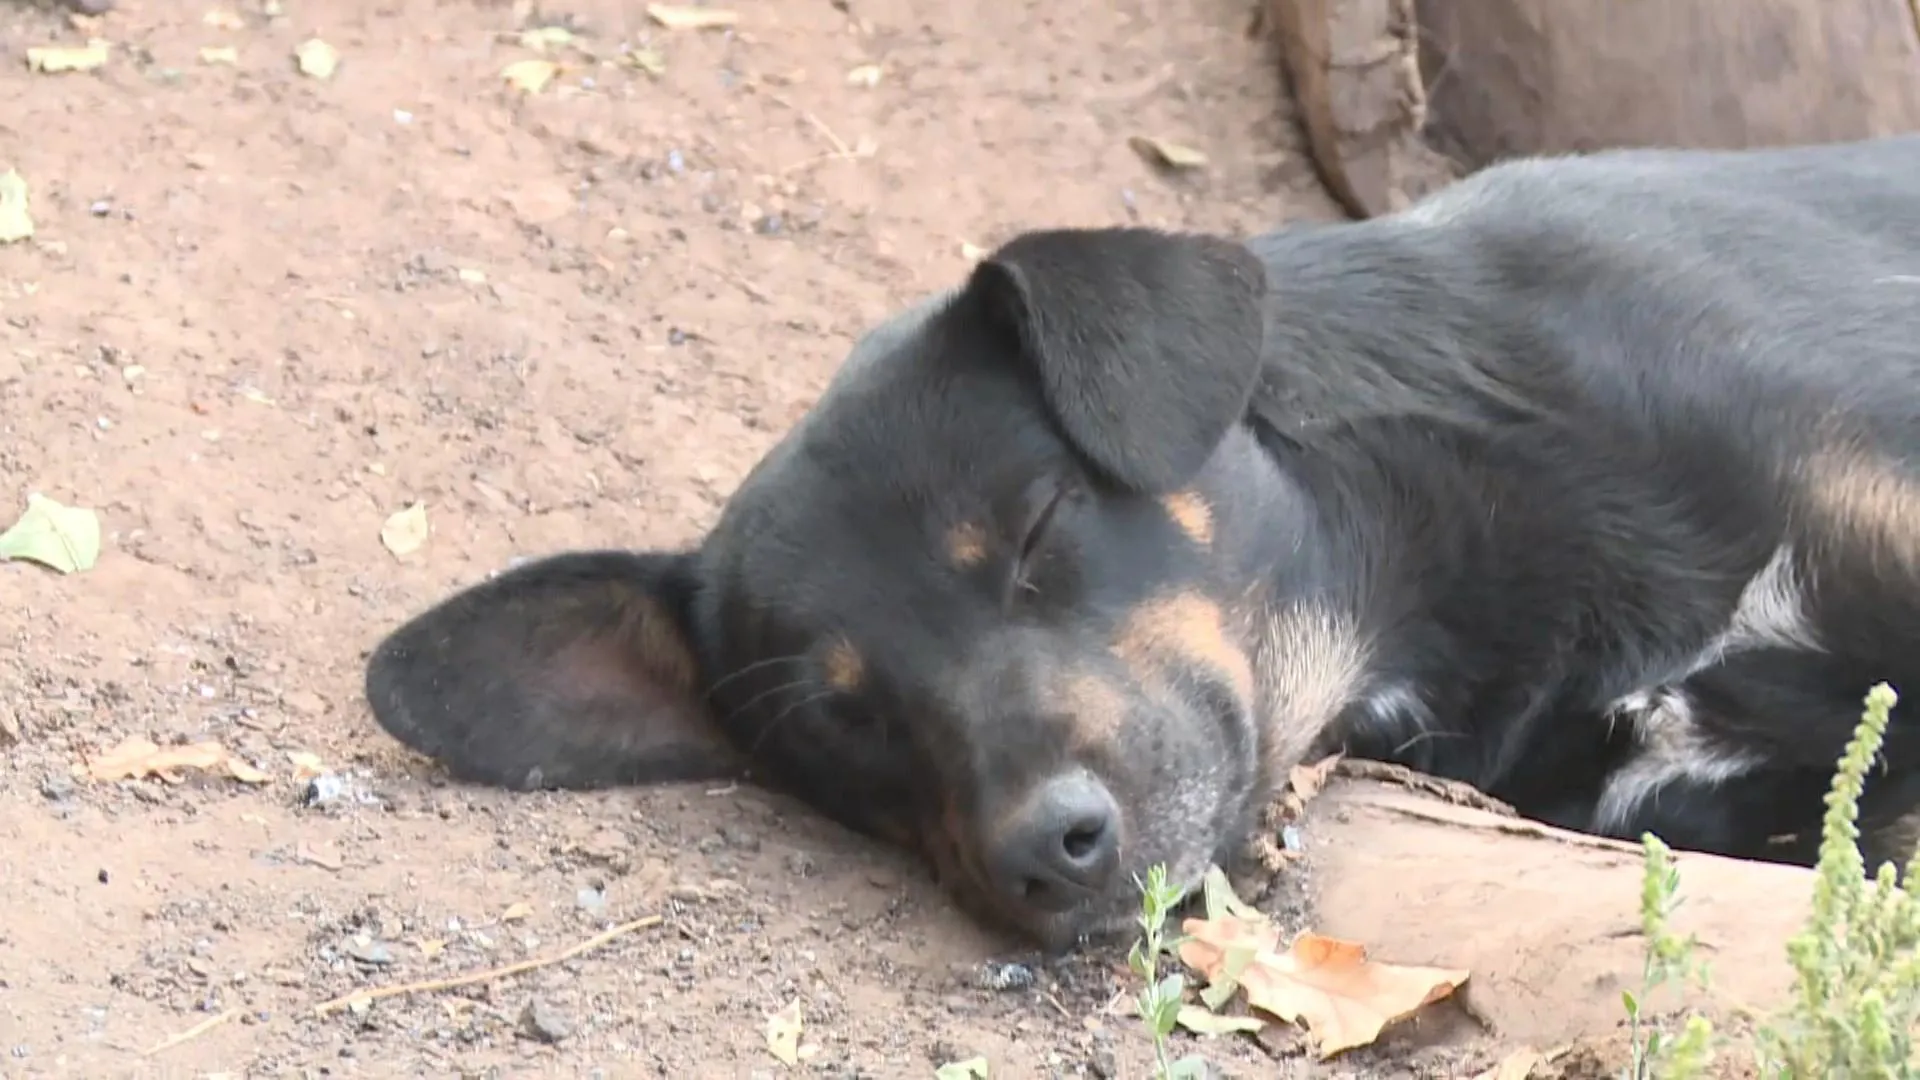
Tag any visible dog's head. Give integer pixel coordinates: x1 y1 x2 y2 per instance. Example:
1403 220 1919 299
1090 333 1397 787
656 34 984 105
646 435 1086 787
365 227 1289 949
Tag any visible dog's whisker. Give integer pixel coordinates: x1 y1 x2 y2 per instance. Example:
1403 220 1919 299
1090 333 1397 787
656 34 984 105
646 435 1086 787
703 653 808 700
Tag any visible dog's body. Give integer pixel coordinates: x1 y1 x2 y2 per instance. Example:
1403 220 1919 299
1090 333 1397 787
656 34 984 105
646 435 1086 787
365 135 1920 951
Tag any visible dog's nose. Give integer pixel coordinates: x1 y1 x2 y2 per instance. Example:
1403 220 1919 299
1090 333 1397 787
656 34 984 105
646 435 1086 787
985 772 1122 913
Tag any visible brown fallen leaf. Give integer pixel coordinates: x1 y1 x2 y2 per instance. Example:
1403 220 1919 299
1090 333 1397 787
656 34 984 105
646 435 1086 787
87 737 234 783
647 3 738 30
501 901 534 922
1179 917 1470 1058
1129 134 1208 170
1289 753 1342 803
766 998 803 1066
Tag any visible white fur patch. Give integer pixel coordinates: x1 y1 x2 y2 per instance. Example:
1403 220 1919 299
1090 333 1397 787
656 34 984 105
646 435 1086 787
1251 602 1372 772
1592 687 1761 835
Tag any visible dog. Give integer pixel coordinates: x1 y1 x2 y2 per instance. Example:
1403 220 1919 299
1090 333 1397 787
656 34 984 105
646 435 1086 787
364 134 1920 953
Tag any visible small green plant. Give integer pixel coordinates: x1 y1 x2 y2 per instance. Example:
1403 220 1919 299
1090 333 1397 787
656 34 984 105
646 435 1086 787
1129 864 1210 1080
1754 682 1920 1079
1620 832 1716 1080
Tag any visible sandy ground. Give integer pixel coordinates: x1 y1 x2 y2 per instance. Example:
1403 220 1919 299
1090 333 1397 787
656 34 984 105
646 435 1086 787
0 0 1713 1076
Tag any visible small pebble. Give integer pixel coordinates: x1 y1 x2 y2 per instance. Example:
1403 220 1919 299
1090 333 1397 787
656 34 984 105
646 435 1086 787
520 998 573 1043
342 937 393 966
38 773 73 802
975 961 1034 992
575 887 607 916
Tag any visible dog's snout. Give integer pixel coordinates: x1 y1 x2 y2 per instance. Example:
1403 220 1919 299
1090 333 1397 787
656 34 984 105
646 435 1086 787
985 772 1121 913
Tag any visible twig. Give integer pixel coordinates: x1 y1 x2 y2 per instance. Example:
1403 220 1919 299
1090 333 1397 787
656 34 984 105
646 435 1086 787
143 1007 240 1056
310 914 665 1017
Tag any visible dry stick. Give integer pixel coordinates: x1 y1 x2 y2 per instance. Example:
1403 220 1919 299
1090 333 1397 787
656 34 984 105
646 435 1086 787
310 915 665 1018
143 1007 241 1056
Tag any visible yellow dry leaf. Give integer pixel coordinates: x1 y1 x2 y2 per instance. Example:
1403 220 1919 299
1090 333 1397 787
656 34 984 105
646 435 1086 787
88 738 239 784
418 938 448 959
1179 917 1469 1058
0 169 33 245
845 63 881 88
626 47 665 76
0 493 102 574
765 999 803 1066
501 901 534 922
501 58 558 94
1174 1004 1265 1037
294 38 338 80
933 1057 990 1080
1128 134 1208 170
287 750 327 781
518 26 574 52
379 502 429 559
199 45 239 66
647 3 738 30
26 39 111 74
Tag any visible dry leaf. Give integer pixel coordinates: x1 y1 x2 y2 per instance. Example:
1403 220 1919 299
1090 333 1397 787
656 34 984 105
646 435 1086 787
626 47 665 75
501 58 558 94
766 999 803 1066
0 169 33 244
87 737 263 785
518 26 574 52
27 39 111 74
1289 753 1342 803
0 494 102 574
1179 917 1469 1058
203 9 246 29
1129 134 1208 170
418 938 447 960
845 63 882 88
199 45 239 65
379 502 429 558
1175 1004 1266 1037
287 750 327 781
225 756 272 784
1474 1047 1544 1080
933 1057 990 1079
501 901 534 922
294 38 338 79
647 3 739 30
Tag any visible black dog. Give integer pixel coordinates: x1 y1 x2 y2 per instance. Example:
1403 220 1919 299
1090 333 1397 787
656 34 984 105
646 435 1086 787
364 135 1920 951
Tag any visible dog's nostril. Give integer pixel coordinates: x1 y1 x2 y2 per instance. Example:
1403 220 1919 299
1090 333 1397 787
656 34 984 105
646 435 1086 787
986 772 1123 914
1062 823 1104 862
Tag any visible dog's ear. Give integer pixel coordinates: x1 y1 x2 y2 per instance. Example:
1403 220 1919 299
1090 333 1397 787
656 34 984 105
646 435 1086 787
364 550 739 790
965 227 1268 493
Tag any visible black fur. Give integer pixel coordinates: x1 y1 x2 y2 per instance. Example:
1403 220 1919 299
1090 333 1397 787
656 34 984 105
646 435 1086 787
365 135 1920 951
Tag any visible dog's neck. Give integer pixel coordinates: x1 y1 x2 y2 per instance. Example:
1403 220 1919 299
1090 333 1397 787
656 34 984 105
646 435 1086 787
1232 223 1568 785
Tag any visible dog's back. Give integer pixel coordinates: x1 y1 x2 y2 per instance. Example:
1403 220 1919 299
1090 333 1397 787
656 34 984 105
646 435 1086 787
1237 136 1920 868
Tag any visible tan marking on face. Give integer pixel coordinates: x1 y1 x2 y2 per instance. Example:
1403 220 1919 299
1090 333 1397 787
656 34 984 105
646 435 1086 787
1111 592 1256 706
822 639 864 692
1160 490 1215 548
1797 445 1920 573
1049 668 1133 752
946 521 989 568
1250 602 1370 773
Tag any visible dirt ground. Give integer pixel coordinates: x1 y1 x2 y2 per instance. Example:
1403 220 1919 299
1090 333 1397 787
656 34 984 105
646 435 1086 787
0 0 1683 1075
